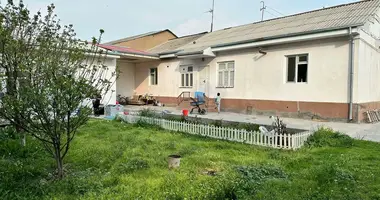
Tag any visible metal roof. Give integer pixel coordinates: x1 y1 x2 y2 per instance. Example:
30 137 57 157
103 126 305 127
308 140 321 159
178 0 380 54
96 43 158 57
148 32 207 54
104 29 177 45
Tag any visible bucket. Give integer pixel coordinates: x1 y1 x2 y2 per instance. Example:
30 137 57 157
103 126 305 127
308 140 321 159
182 109 189 116
168 155 181 169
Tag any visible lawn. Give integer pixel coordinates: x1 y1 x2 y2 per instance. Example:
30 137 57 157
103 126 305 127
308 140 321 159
1 119 380 199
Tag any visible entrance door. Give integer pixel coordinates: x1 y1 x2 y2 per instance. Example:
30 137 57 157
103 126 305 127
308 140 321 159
198 65 209 96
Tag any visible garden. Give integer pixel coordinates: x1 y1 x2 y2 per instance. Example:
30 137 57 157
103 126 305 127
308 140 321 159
1 1 380 199
1 119 380 199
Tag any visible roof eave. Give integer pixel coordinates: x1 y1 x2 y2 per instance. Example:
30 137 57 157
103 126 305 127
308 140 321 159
113 50 159 58
211 24 364 49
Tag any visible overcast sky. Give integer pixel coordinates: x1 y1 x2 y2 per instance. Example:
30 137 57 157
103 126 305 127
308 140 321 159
23 0 358 43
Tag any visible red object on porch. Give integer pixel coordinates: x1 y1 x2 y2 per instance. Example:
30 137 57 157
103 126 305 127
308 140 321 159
182 109 189 116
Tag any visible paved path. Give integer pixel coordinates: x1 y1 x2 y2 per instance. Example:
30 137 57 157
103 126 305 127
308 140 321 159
123 105 380 142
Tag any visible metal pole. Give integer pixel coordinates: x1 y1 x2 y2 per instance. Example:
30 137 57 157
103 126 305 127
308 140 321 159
211 0 215 32
348 27 354 121
260 1 266 21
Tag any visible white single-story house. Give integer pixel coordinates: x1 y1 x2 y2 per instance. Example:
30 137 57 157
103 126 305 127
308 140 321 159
104 0 380 122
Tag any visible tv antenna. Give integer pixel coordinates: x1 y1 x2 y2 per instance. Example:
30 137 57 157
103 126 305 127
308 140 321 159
207 0 215 32
260 1 266 21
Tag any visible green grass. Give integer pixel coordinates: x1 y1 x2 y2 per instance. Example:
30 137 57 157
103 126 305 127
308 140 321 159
1 120 380 199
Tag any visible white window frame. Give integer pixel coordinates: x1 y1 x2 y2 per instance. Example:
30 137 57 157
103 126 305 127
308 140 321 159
149 68 158 85
217 61 235 88
180 65 193 88
286 54 308 83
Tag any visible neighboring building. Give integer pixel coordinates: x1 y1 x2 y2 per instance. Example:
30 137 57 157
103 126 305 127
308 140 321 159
112 0 380 122
105 29 177 51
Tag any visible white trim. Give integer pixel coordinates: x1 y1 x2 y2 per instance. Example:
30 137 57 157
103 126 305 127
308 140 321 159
120 53 159 60
180 65 194 88
149 68 158 85
217 61 235 88
212 28 359 52
84 52 120 59
285 54 309 84
160 53 176 58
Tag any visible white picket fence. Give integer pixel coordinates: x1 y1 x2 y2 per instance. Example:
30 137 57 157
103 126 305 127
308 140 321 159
119 115 313 150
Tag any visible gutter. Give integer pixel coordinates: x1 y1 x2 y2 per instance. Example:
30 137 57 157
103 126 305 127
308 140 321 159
176 50 204 56
84 52 120 59
120 53 159 60
348 27 355 121
212 28 360 52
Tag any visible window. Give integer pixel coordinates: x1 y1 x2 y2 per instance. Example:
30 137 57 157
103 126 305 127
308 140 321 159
150 68 158 85
180 66 193 87
218 61 234 87
287 54 308 83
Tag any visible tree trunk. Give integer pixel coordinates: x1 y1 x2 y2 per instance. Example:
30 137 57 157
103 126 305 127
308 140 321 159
21 132 26 146
56 156 63 179
54 144 64 179
15 124 26 146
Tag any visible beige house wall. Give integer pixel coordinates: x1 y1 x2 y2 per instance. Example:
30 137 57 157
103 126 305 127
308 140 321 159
113 31 176 51
132 37 350 103
81 57 118 107
116 61 136 98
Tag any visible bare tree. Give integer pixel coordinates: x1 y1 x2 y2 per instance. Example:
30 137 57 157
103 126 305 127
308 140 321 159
0 0 118 178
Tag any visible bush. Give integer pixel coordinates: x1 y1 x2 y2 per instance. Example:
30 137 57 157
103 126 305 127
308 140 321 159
0 126 17 140
237 123 259 132
212 119 223 127
306 128 354 148
138 108 158 118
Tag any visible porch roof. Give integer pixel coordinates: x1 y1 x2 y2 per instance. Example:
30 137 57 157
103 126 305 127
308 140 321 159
96 44 159 62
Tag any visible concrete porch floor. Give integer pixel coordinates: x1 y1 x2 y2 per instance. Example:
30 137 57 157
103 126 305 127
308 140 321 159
121 105 380 143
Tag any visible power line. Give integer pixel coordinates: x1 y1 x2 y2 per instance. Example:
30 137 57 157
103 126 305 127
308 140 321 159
267 6 285 16
265 10 279 18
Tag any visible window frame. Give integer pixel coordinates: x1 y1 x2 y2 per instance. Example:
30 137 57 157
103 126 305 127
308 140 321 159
286 54 308 84
217 61 235 88
180 65 194 88
149 68 158 85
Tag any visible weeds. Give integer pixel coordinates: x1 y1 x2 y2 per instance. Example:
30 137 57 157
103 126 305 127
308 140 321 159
306 128 354 148
235 164 288 196
114 158 149 174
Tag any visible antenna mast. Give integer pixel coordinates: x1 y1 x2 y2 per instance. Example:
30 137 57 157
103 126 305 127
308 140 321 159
208 0 215 32
260 1 266 21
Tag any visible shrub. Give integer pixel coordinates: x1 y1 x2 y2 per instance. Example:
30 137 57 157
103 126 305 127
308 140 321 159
306 128 354 148
212 119 223 127
138 108 158 118
0 126 17 140
237 123 259 132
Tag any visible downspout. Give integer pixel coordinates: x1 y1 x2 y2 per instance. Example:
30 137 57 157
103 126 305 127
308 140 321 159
348 27 354 121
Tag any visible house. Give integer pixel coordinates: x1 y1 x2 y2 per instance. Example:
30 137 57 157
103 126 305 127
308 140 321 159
109 0 380 122
105 29 177 51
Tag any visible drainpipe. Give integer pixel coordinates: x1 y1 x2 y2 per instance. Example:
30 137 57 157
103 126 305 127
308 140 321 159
348 27 354 121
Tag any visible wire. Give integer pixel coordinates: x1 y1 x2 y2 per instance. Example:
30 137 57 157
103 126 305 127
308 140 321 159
265 10 279 18
267 6 285 16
